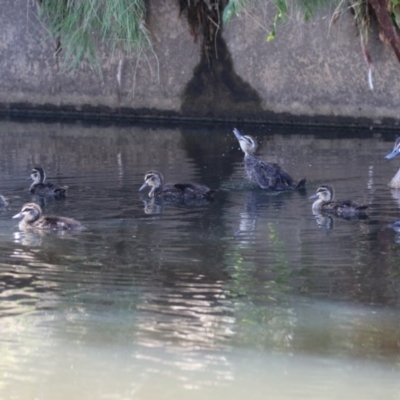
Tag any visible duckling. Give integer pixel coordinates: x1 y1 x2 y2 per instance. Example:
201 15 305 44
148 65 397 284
233 128 306 190
29 167 68 198
139 170 215 201
12 203 84 231
385 138 400 189
309 185 368 217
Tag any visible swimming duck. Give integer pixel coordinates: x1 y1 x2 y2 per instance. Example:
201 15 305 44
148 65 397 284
309 185 368 217
29 167 68 197
12 203 84 231
139 170 215 201
233 128 306 190
385 138 400 189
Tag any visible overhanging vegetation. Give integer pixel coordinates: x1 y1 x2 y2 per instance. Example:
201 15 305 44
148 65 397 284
36 0 152 72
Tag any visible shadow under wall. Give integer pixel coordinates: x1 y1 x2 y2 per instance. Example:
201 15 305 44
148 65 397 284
181 31 263 119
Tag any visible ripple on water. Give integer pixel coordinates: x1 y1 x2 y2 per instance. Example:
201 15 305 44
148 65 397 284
0 123 400 398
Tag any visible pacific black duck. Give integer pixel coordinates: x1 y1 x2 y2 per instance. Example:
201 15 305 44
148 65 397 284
139 170 215 201
29 167 68 198
309 185 368 217
13 203 84 231
233 128 306 190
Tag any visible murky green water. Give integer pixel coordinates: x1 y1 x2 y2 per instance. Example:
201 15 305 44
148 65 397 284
1 119 400 399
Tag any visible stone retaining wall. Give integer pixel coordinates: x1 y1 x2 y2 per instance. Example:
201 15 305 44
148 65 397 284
1 0 399 126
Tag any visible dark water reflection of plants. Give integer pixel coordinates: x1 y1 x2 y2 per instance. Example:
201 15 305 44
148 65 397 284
1 119 400 399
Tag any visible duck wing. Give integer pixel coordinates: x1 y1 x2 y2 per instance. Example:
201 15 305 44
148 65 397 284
38 216 83 230
30 182 68 197
252 160 296 190
340 200 368 210
335 200 369 214
323 200 368 217
173 183 215 199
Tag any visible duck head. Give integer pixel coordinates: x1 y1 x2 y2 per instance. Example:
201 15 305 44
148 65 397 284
233 128 257 156
12 203 42 223
30 167 46 184
139 170 164 197
309 185 334 202
385 138 400 159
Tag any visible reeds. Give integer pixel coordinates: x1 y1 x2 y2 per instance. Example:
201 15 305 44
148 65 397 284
38 0 152 71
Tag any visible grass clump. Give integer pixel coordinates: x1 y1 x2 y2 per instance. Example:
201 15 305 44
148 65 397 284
37 0 152 72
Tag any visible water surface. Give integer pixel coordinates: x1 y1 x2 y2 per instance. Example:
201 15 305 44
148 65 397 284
0 119 400 399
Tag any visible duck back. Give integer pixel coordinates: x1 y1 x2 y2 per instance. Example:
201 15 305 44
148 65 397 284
163 182 215 201
245 155 305 190
30 183 67 198
322 200 368 217
33 215 84 230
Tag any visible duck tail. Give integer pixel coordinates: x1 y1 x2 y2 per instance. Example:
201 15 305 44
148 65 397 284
296 178 307 189
55 186 68 197
205 189 216 199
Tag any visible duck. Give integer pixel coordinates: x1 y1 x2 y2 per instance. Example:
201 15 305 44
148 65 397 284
309 185 368 217
232 128 306 190
12 203 84 231
139 170 215 201
29 167 68 197
385 138 400 189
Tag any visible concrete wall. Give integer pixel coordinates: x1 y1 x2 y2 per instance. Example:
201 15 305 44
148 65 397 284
223 3 400 125
1 0 399 126
1 0 199 114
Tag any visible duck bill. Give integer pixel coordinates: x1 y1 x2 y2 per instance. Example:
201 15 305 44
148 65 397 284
12 212 23 219
233 128 243 140
309 194 318 200
139 182 148 192
385 149 400 159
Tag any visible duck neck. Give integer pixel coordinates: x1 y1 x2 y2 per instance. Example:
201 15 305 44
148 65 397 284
312 198 326 214
390 167 400 189
29 181 38 192
149 185 162 197
19 220 29 230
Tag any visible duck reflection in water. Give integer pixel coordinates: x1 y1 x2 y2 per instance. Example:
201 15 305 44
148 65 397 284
13 203 85 231
309 185 368 223
29 167 68 198
141 197 164 215
232 128 306 190
235 190 289 245
13 230 43 246
313 214 334 230
235 192 258 245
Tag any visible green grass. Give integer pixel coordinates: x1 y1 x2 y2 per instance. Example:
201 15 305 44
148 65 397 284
38 0 152 72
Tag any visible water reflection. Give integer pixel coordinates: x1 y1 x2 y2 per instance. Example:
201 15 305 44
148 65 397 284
135 274 235 349
1 120 400 398
235 190 292 245
312 213 334 229
141 197 164 215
